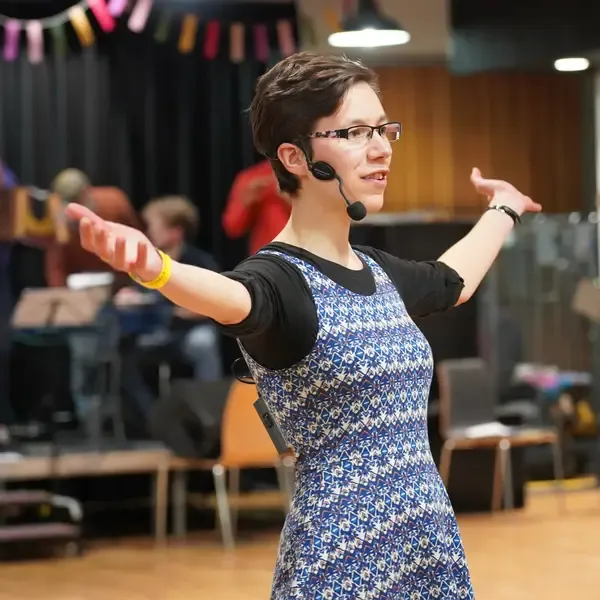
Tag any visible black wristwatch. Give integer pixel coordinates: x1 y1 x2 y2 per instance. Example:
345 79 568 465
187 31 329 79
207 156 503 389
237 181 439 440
486 204 521 225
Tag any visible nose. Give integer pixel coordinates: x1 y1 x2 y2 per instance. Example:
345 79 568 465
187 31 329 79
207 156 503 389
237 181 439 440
367 131 392 159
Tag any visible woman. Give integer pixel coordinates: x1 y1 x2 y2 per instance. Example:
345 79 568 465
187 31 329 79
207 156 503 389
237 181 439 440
66 52 540 599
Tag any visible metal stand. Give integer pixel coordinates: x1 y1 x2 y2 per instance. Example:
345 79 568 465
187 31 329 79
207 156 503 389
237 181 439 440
10 287 126 453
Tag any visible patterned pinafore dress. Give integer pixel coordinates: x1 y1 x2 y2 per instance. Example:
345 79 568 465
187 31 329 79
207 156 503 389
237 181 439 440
239 250 474 600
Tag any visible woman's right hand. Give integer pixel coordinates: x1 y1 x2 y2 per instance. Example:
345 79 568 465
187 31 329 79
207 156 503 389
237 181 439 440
65 203 163 283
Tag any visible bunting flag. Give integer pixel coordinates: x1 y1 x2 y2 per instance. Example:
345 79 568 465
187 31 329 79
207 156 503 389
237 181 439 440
276 19 295 57
0 0 301 64
107 0 128 18
154 12 171 43
254 24 270 63
50 24 68 59
89 0 115 33
230 22 245 63
26 21 44 64
178 14 199 54
128 0 153 33
297 10 318 48
3 20 20 62
204 21 221 61
324 9 341 33
68 4 95 47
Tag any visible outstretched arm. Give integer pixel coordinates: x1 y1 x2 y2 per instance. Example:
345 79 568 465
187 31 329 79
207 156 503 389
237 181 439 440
65 204 251 326
438 168 542 305
145 260 251 325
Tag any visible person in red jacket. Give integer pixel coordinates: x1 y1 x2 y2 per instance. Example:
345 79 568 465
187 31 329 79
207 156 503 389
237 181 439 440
222 160 290 255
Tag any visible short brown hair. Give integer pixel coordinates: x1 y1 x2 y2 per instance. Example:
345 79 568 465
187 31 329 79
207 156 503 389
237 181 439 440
142 196 199 239
250 52 379 196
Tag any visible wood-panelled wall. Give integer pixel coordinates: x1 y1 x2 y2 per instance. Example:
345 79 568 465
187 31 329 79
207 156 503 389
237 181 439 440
376 66 583 214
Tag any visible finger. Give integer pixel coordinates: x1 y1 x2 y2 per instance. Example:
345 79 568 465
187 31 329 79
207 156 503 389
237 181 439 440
79 219 96 252
470 167 508 194
131 241 149 272
95 227 114 263
127 241 143 270
65 203 103 224
471 176 508 194
529 200 543 212
113 237 127 271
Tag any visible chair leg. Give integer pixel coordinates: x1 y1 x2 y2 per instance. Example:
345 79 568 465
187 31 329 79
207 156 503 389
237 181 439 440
491 443 504 512
551 439 567 513
228 468 240 536
153 464 169 547
172 470 188 539
501 440 514 511
212 464 235 549
109 355 126 444
439 441 454 486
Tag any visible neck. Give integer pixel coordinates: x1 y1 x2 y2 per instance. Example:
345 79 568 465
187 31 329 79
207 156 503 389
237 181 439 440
275 196 357 267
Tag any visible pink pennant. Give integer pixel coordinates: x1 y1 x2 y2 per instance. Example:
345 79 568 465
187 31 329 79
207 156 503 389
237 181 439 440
204 21 220 60
3 20 20 62
107 0 128 17
26 21 44 64
89 0 116 32
128 0 153 33
253 24 269 63
276 20 295 57
229 23 245 63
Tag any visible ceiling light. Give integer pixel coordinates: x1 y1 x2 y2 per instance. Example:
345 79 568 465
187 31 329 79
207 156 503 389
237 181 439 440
328 0 410 49
554 58 590 72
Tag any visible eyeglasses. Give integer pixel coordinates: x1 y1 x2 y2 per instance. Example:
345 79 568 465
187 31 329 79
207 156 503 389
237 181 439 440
306 121 402 144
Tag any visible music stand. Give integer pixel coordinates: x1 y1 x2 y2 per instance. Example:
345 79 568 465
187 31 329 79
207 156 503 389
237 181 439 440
11 286 124 452
11 286 108 331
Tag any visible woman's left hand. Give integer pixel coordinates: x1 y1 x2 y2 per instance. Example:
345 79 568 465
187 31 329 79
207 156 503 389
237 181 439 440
470 167 542 216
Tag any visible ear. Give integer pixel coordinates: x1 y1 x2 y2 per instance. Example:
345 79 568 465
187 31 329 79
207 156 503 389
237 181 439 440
277 143 309 178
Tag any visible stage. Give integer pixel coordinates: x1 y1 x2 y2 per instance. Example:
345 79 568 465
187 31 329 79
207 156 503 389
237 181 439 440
0 488 598 600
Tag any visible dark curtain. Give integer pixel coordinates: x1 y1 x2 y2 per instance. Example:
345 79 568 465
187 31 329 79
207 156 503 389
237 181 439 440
0 5 297 423
0 7 297 270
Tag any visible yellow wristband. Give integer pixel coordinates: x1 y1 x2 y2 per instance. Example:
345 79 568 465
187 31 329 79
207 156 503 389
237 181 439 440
129 249 172 290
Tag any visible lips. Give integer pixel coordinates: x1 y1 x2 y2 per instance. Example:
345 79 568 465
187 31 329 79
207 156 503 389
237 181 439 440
361 170 389 181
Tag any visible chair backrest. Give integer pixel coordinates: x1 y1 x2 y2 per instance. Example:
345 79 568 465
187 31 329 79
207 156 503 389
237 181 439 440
219 381 280 468
437 358 497 435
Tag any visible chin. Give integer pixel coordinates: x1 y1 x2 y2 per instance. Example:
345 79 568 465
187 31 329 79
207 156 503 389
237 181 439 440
361 194 385 214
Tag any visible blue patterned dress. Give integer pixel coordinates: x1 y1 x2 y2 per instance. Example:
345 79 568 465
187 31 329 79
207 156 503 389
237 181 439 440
239 250 474 600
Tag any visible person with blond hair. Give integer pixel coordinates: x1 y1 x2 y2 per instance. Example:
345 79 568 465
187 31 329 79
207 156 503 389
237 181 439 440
115 196 222 417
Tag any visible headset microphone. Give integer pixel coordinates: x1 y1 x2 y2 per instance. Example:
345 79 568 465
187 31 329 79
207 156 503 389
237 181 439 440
309 160 367 222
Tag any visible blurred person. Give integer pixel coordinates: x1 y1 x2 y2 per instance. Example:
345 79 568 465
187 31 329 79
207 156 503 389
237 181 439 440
222 159 291 255
47 168 139 430
46 169 139 286
65 53 541 599
115 196 222 416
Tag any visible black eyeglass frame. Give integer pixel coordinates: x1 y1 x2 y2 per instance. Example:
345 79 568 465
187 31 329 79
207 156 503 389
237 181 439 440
304 121 402 142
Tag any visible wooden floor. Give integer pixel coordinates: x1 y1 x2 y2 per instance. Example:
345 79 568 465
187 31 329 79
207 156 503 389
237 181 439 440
1 489 599 599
